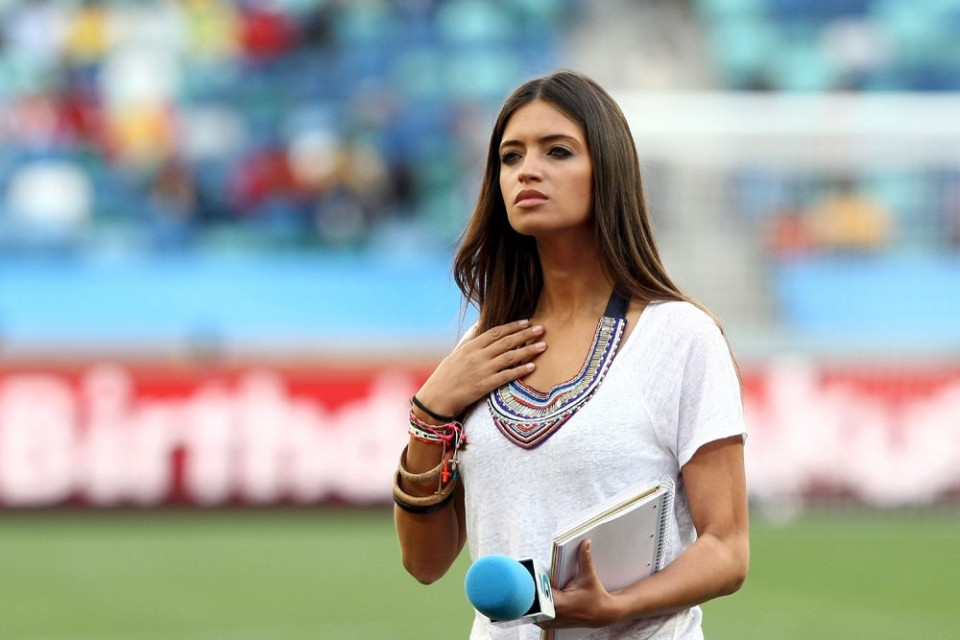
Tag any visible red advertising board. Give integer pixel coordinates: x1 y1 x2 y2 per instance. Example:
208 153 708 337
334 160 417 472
0 362 429 508
0 360 958 507
743 360 960 506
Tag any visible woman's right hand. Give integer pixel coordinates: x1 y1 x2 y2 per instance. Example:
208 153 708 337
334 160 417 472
414 319 547 421
398 320 543 581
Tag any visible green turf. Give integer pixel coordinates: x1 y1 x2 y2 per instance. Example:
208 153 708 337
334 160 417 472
0 509 474 640
701 510 960 640
0 508 957 639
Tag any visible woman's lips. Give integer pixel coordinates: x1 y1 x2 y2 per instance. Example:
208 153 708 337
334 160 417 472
515 190 548 207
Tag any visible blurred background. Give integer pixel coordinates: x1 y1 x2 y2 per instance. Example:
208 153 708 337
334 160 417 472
0 0 958 639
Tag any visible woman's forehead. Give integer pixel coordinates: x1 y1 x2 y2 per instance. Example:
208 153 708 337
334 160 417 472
500 100 583 141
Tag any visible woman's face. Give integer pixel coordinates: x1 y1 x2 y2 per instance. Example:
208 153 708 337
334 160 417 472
498 100 593 239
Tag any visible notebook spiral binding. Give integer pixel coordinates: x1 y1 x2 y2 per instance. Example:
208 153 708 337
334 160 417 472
653 475 676 573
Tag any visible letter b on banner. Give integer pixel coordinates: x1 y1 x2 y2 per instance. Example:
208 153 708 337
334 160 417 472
0 377 76 506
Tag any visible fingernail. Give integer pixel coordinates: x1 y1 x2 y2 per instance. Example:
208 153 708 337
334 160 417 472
534 342 546 351
519 319 530 327
532 325 544 334
526 363 535 371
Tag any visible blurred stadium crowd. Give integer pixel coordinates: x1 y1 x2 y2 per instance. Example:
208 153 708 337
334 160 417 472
702 0 960 92
0 0 574 256
0 0 957 351
1 0 958 258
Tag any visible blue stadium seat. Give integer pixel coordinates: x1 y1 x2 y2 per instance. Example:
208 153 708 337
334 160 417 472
770 0 871 21
435 0 518 44
695 0 765 19
767 39 839 91
708 17 778 88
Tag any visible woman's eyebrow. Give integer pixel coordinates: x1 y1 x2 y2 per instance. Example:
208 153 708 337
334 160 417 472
499 133 580 150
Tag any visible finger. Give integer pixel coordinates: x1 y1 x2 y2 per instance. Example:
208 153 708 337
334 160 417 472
492 361 536 387
575 539 595 586
493 340 546 370
487 326 546 360
477 319 532 347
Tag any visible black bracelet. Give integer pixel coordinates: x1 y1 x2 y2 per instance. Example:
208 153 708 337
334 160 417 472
393 489 456 515
411 395 458 423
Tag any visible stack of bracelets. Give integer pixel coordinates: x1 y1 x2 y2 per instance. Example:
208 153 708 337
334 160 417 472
393 396 467 515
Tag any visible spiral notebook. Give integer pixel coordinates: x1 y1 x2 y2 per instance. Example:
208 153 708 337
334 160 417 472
542 476 675 640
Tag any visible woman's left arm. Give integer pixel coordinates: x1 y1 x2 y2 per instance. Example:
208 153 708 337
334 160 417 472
542 434 749 629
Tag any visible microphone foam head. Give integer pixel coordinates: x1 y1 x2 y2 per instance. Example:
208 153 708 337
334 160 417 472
464 554 535 621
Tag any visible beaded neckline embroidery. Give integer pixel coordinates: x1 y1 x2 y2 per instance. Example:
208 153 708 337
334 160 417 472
488 292 628 449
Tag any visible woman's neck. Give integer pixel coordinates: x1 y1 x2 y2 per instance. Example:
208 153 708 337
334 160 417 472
534 239 613 321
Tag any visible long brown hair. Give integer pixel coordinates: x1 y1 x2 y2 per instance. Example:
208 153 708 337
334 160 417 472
455 70 710 327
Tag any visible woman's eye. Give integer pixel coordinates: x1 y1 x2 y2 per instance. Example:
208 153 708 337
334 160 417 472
548 146 572 158
500 151 521 164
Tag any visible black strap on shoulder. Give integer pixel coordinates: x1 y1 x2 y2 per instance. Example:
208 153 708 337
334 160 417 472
603 290 630 319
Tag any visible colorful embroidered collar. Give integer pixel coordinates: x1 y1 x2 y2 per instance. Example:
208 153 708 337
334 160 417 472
487 291 629 449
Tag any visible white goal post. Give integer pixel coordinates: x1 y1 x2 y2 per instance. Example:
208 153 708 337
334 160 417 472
615 92 960 360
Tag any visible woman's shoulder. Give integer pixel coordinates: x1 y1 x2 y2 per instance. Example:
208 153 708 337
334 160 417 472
643 299 722 338
620 300 724 373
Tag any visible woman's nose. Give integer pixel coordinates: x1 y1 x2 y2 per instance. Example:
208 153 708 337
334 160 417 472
518 155 542 182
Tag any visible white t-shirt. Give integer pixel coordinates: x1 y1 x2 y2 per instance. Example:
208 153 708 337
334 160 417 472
458 300 747 640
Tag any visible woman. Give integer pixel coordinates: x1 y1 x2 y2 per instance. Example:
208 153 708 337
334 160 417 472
394 70 748 640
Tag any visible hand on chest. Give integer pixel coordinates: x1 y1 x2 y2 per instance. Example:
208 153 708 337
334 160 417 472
520 317 601 393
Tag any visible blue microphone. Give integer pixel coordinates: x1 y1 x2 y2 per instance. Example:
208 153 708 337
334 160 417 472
464 554 556 625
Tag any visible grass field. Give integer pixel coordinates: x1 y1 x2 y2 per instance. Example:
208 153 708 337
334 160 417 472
0 508 957 640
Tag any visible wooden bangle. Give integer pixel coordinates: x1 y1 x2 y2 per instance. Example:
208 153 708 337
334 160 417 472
393 466 457 510
392 442 459 514
397 445 444 485
393 470 456 505
393 488 456 514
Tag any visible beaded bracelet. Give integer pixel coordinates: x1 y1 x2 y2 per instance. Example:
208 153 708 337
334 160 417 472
406 412 465 486
408 411 465 449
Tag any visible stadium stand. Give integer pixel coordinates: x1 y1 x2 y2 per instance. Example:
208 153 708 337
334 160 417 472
0 0 957 355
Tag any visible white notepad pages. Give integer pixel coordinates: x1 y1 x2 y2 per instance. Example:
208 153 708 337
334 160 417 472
543 476 675 640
